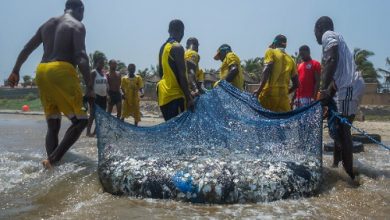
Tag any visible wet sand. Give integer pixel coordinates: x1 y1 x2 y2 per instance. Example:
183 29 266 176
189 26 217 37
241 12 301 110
0 113 389 219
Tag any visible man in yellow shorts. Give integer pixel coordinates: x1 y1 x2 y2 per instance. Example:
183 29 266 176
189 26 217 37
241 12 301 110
7 0 94 169
121 64 144 126
213 44 244 90
254 35 299 112
185 37 206 95
158 19 194 121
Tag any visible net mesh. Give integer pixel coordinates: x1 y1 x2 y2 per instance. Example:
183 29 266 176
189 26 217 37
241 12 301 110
96 80 323 203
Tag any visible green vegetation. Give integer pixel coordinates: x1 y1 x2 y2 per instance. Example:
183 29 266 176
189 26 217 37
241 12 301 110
0 97 42 111
354 48 380 83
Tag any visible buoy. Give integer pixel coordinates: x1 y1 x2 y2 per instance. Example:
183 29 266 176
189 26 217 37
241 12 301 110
22 105 30 112
324 141 364 153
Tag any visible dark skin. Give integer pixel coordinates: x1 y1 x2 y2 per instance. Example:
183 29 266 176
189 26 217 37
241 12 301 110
315 27 339 106
169 30 194 111
8 4 93 169
217 51 240 83
86 59 106 137
315 22 356 181
107 60 122 118
291 50 321 105
186 42 201 96
120 64 144 125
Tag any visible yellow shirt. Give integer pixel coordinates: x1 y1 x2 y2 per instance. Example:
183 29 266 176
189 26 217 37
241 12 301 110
218 52 244 90
260 48 297 97
121 75 144 101
185 49 205 83
196 69 205 82
158 41 185 106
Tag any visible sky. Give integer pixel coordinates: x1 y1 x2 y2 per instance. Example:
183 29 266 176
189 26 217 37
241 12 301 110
1 0 390 82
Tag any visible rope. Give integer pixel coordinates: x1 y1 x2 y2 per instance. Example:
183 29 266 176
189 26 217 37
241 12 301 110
330 110 390 151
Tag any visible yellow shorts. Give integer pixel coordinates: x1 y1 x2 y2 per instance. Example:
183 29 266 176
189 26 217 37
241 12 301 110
258 87 291 113
35 61 87 119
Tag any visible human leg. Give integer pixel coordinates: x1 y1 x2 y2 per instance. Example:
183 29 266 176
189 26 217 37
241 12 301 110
45 118 61 156
47 117 88 165
160 98 184 121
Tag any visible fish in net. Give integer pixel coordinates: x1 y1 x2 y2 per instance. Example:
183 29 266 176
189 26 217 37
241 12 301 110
96 80 323 203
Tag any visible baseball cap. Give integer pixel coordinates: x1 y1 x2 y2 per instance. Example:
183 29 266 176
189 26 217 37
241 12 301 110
214 44 232 60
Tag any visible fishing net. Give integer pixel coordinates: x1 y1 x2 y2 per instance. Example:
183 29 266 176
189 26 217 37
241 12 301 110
96 80 323 203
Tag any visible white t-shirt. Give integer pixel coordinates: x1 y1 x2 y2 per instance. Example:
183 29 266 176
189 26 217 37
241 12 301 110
322 31 364 101
94 70 108 97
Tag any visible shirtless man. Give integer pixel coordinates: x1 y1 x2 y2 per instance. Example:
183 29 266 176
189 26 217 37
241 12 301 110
7 0 93 169
107 59 122 119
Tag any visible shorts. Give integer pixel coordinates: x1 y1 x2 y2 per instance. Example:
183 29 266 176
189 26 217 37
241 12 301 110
334 77 365 116
109 90 122 105
160 98 185 121
95 95 107 111
35 61 87 119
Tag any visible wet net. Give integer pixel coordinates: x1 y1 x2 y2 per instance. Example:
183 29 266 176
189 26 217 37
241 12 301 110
96 80 323 203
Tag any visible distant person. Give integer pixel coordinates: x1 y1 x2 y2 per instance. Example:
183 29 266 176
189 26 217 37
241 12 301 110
7 0 94 169
185 37 206 95
158 19 194 121
293 45 321 108
121 64 144 126
213 44 244 90
315 16 365 180
254 35 299 112
86 54 108 137
107 59 122 119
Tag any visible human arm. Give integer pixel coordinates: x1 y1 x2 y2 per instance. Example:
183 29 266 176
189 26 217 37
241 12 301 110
254 63 273 97
8 27 43 87
289 74 299 94
313 67 321 100
73 23 93 98
171 44 194 110
225 64 239 83
186 61 199 96
319 45 339 105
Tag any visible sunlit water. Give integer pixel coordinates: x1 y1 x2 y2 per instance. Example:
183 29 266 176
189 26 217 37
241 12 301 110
0 114 389 219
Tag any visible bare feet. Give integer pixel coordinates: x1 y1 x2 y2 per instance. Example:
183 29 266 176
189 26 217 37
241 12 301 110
42 159 53 169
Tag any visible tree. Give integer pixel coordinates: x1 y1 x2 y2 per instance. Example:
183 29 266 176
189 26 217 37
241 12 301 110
150 65 159 77
117 60 127 75
22 75 32 88
242 57 264 82
137 68 150 78
354 48 380 83
89 50 107 69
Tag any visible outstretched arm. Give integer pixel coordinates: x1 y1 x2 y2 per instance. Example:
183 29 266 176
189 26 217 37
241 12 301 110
8 27 43 87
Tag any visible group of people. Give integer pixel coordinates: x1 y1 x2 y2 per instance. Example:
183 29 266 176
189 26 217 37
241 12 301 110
86 56 144 137
7 0 364 182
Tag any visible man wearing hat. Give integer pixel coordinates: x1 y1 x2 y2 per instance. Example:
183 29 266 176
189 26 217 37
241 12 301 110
254 35 299 112
214 44 244 90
